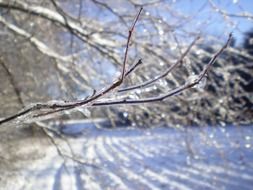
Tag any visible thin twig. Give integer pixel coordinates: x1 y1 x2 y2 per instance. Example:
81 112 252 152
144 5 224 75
209 0 253 20
0 58 24 107
92 33 232 106
121 7 143 79
38 122 99 168
17 34 232 118
0 7 143 125
118 36 200 92
0 5 231 126
124 59 142 77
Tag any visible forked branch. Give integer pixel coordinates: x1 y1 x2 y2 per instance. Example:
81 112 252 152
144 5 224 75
94 33 232 106
118 35 201 92
0 7 232 126
0 7 143 125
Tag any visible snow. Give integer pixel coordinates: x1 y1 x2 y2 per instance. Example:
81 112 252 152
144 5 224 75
0 123 252 190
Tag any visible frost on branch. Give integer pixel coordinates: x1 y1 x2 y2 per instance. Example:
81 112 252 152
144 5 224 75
0 0 252 127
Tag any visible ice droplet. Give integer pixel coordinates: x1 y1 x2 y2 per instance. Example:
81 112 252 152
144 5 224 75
188 74 207 90
159 62 165 66
78 108 91 117
220 121 226 127
159 30 164 35
220 127 226 133
170 44 177 50
136 89 142 94
123 112 128 118
187 75 199 84
195 49 202 55
196 76 206 89
129 94 139 99
158 79 167 87
145 87 153 92
131 122 136 127
186 156 191 165
194 155 200 160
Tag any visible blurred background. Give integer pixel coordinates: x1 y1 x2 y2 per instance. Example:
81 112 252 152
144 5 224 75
0 0 252 127
0 0 252 189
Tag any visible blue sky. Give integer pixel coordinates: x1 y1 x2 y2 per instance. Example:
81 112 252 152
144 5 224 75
172 0 253 45
61 0 253 45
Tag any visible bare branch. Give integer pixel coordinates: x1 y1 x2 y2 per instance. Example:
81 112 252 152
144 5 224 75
0 15 71 62
0 33 231 125
118 36 200 92
0 7 144 125
124 59 143 77
209 0 253 20
93 33 232 106
0 58 24 107
0 0 122 65
121 7 143 79
0 1 237 127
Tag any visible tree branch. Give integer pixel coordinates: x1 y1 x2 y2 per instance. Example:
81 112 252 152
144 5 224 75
0 3 232 126
118 36 200 92
0 7 144 125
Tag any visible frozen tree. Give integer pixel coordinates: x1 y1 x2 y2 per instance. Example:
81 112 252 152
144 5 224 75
0 1 253 189
0 0 252 128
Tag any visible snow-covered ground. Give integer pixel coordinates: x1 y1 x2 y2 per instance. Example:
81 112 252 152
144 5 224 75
0 122 252 190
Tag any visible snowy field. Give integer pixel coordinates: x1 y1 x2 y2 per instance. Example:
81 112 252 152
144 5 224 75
0 121 253 190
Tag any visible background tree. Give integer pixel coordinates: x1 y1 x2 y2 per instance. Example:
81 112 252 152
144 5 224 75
0 0 252 128
244 29 253 55
0 1 252 189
